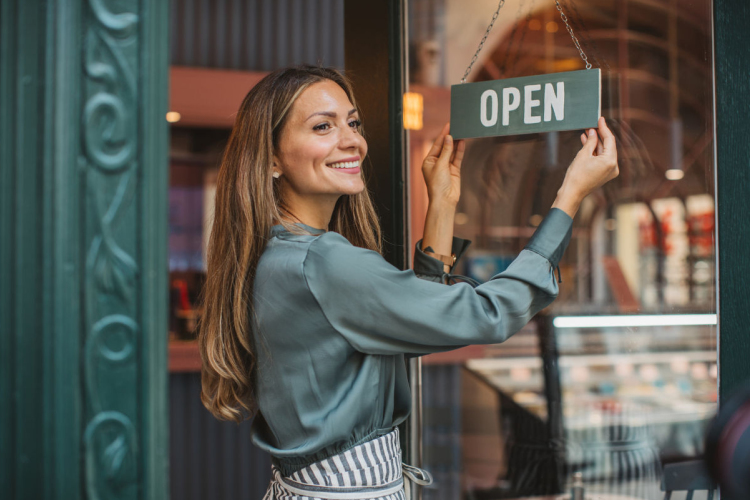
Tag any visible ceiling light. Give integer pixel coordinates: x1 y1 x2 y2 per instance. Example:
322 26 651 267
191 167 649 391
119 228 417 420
166 111 181 123
665 169 684 180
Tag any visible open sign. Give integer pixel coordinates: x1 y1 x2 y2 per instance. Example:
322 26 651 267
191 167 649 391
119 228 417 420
450 69 601 139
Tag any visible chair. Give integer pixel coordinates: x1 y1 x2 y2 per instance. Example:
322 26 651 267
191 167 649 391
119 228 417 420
661 460 717 500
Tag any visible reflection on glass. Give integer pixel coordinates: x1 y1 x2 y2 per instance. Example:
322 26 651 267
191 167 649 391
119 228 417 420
409 0 716 498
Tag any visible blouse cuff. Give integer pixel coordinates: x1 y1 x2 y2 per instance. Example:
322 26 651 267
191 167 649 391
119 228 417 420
413 237 472 280
524 208 574 268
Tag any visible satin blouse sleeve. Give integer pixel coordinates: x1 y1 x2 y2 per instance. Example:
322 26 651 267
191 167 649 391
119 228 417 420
302 208 573 355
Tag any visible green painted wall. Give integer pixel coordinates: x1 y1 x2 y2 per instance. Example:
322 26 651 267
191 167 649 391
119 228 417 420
0 1 169 498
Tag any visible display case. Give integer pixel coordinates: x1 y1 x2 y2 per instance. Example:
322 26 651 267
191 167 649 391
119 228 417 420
462 315 716 498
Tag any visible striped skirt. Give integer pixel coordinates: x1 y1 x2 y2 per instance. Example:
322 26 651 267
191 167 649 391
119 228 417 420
263 427 432 500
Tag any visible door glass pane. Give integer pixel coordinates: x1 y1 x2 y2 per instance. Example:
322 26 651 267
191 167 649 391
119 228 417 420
407 1 716 498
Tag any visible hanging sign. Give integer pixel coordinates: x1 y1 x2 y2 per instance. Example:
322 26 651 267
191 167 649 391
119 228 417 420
450 68 601 140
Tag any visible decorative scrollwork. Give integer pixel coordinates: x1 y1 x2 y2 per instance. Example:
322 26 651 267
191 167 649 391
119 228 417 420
84 92 135 173
86 170 139 301
82 0 141 498
84 411 138 499
88 0 138 37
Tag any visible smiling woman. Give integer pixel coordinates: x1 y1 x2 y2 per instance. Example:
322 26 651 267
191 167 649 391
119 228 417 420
198 66 381 425
272 79 369 229
197 65 618 500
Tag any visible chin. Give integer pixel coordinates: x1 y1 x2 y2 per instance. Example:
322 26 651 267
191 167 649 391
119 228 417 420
337 181 366 197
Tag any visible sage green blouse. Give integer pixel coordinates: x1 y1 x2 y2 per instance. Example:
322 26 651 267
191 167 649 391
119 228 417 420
250 208 573 475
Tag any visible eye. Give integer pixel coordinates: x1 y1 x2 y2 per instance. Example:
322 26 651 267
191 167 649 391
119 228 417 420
312 122 331 131
348 119 362 129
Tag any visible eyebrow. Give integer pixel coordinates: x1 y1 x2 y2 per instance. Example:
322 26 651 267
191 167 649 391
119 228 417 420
306 108 358 121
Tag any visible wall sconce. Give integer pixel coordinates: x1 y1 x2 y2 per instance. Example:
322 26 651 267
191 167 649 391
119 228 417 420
403 92 423 130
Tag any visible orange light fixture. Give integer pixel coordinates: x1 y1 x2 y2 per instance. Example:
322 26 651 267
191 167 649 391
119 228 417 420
403 92 423 130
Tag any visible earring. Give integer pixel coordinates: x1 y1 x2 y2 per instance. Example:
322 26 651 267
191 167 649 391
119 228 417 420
272 171 280 179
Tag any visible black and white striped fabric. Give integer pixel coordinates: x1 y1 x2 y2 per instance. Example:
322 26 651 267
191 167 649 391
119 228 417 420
262 427 432 500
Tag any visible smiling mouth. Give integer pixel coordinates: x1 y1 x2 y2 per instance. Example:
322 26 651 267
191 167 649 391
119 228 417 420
327 160 360 169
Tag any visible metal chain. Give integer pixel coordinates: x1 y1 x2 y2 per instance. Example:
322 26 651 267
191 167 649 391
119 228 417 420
460 0 507 83
565 0 610 70
555 0 592 69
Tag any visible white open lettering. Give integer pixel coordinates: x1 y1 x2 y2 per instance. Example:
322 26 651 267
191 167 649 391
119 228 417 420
502 87 520 126
544 82 565 122
524 84 542 124
480 89 498 127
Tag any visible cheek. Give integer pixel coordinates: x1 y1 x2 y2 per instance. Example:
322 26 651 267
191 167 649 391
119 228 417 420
283 138 333 174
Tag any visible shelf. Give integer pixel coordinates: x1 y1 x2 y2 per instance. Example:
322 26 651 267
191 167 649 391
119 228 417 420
466 350 717 372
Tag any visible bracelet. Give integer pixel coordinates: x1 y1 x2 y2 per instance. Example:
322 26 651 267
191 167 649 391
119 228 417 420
424 247 457 270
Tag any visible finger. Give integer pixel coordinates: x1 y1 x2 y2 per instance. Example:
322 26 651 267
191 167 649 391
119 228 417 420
426 123 451 158
438 134 454 163
580 132 587 147
451 139 466 169
596 130 604 156
582 128 599 156
598 117 616 153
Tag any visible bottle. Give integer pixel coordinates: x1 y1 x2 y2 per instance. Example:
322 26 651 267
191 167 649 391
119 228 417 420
571 471 585 500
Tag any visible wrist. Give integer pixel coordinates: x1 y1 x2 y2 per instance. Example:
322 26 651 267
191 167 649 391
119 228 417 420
426 199 457 215
552 185 584 218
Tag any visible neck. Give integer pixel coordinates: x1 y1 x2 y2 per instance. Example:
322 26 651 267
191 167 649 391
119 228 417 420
279 190 339 231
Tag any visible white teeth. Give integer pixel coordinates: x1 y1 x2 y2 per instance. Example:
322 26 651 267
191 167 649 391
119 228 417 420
328 160 360 169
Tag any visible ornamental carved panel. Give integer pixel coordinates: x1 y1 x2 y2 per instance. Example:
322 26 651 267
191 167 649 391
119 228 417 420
82 1 141 498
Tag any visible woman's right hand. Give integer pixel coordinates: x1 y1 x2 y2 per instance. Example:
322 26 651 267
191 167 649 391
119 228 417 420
552 116 619 218
421 123 465 209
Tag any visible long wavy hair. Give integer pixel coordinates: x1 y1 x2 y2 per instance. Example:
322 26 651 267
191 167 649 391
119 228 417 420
199 66 382 422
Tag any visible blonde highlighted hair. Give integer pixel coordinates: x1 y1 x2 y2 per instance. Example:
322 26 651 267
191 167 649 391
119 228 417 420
198 66 381 422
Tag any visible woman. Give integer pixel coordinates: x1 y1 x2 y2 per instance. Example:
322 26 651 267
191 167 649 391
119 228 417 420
198 66 618 500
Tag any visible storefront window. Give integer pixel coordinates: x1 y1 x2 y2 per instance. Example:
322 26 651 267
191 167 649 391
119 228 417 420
408 0 716 498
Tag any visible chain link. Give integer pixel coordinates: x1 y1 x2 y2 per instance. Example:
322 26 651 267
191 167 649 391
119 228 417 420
461 0 507 83
555 0 592 69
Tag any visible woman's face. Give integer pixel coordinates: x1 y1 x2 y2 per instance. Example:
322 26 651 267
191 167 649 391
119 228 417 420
274 80 368 205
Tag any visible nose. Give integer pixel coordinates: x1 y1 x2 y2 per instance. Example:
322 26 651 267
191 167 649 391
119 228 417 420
338 124 362 150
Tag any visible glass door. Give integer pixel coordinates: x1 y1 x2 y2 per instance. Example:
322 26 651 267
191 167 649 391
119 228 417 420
406 0 717 498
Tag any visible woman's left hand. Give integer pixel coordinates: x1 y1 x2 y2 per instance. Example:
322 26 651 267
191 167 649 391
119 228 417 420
421 123 466 208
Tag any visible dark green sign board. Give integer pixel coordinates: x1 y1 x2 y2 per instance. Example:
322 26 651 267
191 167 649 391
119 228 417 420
450 69 601 139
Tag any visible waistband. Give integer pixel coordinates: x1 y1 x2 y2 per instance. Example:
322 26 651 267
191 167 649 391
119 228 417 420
263 427 432 500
